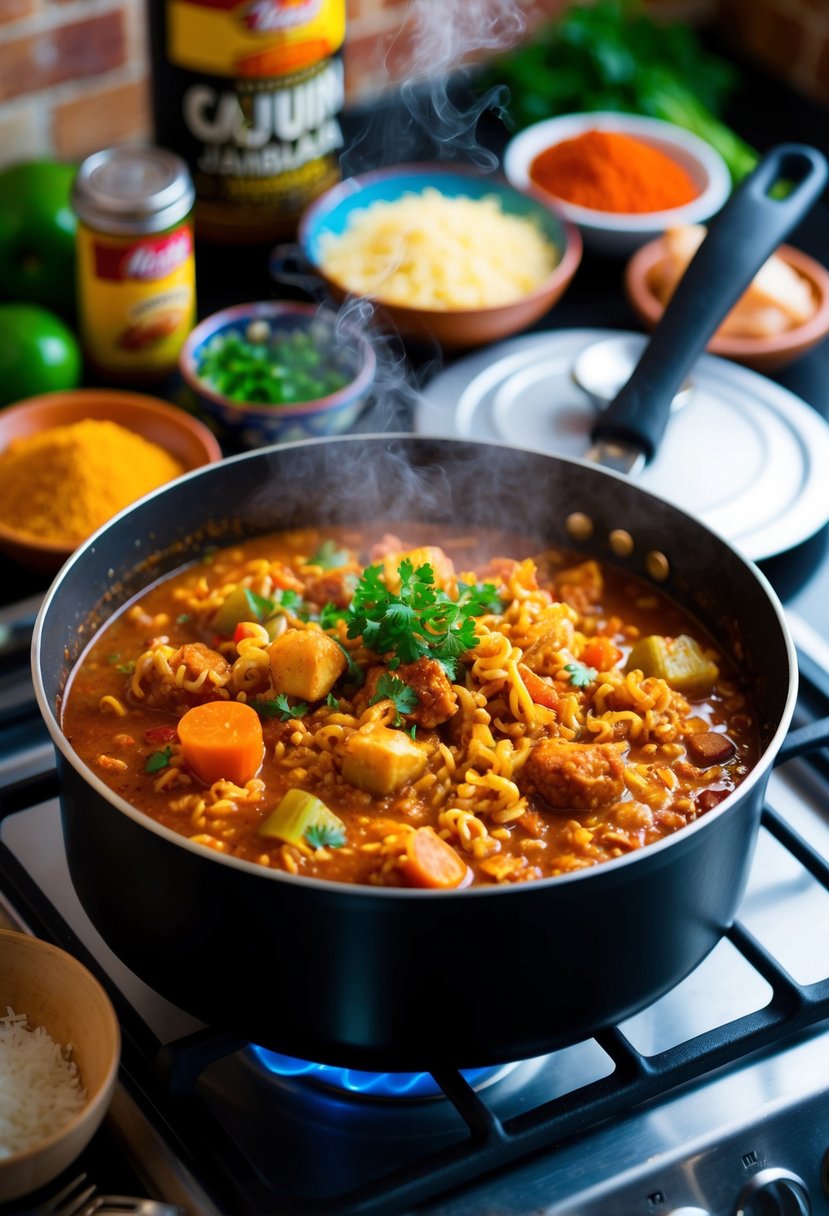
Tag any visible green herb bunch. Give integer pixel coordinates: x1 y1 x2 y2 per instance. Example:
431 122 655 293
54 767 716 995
482 0 758 184
345 560 501 679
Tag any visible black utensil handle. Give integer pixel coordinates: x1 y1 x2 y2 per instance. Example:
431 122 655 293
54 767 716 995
591 143 829 461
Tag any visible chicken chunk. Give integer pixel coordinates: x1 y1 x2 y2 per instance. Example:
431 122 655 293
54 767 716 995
521 738 625 811
361 657 458 729
381 545 456 594
341 726 427 795
268 628 347 701
140 642 232 714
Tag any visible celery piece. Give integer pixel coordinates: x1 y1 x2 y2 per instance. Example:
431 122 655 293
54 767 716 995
211 586 269 636
625 634 719 700
258 788 345 844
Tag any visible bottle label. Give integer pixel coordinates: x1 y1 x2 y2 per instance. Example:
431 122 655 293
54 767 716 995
160 0 345 224
167 0 346 77
77 223 196 374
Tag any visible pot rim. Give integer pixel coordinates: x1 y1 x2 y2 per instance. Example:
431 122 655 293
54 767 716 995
31 433 799 899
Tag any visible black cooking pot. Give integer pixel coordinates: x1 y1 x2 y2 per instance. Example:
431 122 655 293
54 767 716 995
32 434 829 1071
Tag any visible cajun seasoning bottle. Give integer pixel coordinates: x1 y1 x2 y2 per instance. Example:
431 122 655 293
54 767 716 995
72 146 196 382
147 0 346 245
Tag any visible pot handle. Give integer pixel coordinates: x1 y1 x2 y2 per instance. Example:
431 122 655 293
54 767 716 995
590 143 829 462
774 716 829 765
269 241 329 304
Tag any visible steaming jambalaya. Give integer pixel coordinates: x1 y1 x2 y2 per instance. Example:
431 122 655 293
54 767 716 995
62 526 759 889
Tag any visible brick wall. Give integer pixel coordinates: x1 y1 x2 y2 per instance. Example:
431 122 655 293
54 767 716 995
0 0 825 174
715 0 829 106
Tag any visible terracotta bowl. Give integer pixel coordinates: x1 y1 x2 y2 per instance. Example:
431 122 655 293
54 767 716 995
625 237 829 373
502 111 732 258
0 929 120 1204
292 163 583 350
0 388 222 574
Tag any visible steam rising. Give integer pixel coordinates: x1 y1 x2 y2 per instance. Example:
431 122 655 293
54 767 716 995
343 0 523 174
272 0 529 434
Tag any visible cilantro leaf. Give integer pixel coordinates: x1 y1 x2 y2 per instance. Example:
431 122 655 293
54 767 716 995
254 693 308 720
369 672 419 725
308 539 351 570
145 747 172 773
346 561 498 676
305 821 346 849
564 661 598 688
275 589 303 613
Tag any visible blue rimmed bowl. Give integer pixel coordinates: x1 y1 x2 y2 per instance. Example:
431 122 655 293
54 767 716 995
293 163 582 349
179 301 376 449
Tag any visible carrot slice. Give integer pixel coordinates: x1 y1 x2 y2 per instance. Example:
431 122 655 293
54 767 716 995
518 663 559 710
177 700 264 787
402 827 469 890
580 637 623 672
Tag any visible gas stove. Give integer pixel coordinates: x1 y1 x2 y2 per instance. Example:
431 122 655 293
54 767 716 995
0 561 828 1215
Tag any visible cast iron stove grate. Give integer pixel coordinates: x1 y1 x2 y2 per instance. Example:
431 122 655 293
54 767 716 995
0 654 828 1216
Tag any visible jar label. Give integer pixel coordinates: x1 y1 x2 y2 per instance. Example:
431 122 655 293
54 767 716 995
77 224 196 374
166 0 345 77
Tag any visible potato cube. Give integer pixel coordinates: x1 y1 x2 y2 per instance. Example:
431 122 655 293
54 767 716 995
341 726 427 795
268 628 347 701
382 546 455 593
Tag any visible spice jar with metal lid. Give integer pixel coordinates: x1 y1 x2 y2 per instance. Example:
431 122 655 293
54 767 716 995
72 145 197 382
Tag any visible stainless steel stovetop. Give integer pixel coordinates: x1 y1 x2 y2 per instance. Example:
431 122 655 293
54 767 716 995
1 589 829 1216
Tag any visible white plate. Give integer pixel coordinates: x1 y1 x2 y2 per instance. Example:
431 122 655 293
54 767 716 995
414 328 829 563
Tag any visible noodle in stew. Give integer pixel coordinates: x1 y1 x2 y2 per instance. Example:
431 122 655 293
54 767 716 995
61 525 759 889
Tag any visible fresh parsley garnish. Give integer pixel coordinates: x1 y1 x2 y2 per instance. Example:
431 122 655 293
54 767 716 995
319 602 347 630
305 821 346 849
308 539 350 570
145 747 172 773
326 692 341 709
369 673 419 725
564 661 598 688
346 561 498 679
254 693 308 720
275 589 303 613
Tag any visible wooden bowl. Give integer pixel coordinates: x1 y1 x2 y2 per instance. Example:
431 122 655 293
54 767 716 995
0 929 120 1203
293 163 583 350
0 388 223 574
625 237 829 373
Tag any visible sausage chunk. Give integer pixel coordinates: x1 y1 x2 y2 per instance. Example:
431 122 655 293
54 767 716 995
686 732 736 767
522 739 625 811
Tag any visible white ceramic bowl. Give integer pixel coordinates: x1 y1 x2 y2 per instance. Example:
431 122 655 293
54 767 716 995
503 111 732 258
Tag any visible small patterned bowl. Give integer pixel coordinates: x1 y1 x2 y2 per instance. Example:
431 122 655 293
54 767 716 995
179 301 376 450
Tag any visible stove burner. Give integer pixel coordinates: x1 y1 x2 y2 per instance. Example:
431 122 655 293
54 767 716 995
250 1045 518 1100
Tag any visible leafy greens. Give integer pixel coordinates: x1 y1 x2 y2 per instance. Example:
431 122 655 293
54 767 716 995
346 560 500 679
481 0 758 184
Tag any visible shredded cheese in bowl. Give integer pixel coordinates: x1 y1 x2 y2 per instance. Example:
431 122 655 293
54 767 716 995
0 1007 86 1159
318 188 560 310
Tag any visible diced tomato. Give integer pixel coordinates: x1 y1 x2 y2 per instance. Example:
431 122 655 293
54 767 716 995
233 622 260 645
144 725 178 745
580 637 623 672
518 663 559 710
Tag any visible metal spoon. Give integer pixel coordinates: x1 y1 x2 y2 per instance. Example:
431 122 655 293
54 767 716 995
572 332 694 416
584 143 828 476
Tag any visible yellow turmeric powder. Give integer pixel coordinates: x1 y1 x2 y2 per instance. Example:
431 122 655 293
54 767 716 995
0 418 185 544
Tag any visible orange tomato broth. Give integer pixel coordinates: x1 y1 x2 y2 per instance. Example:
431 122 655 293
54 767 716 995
61 524 759 888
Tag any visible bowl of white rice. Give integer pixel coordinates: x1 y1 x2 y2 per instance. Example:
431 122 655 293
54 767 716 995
0 929 120 1203
291 162 582 349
